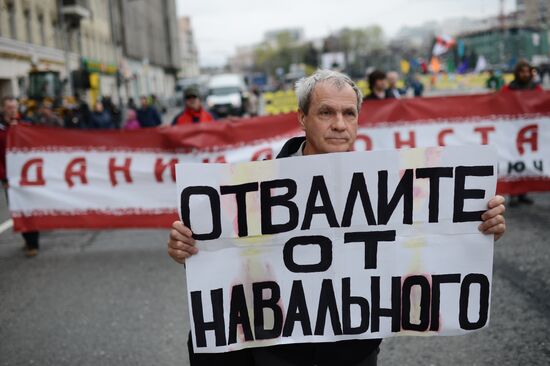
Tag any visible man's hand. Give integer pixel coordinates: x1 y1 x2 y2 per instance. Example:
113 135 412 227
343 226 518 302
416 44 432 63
167 221 197 264
479 195 506 241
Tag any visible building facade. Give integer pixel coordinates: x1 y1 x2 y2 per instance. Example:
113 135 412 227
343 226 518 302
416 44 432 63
78 0 118 103
112 0 180 103
517 0 550 27
178 16 199 78
0 0 181 105
0 0 79 98
457 26 549 68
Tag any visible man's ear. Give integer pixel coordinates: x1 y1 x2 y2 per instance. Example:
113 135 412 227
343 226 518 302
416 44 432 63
298 110 306 131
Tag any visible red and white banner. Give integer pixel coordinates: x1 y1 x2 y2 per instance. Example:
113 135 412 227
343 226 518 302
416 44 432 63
7 91 550 231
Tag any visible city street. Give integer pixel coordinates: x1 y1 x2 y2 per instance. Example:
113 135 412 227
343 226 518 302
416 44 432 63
1 192 549 366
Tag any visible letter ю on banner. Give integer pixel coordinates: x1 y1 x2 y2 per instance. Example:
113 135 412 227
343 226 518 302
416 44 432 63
20 158 46 186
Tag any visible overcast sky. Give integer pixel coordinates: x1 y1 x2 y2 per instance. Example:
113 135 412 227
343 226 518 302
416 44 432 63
176 0 517 67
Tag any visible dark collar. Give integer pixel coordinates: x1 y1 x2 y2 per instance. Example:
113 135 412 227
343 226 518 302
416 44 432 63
276 136 306 159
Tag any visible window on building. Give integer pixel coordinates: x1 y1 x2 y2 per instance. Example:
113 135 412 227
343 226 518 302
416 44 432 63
38 14 45 46
52 21 59 48
17 77 27 98
7 1 16 39
24 9 32 43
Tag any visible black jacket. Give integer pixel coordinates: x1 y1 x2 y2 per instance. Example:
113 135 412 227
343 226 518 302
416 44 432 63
277 136 306 158
189 136 381 366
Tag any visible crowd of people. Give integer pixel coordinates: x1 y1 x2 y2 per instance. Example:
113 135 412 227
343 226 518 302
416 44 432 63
364 70 425 100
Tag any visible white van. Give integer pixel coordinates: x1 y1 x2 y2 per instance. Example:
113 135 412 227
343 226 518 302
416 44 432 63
206 74 248 117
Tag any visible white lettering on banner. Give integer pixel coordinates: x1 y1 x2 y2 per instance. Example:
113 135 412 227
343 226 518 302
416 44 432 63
6 116 549 230
177 145 497 353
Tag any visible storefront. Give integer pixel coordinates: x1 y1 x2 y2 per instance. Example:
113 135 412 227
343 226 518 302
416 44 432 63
0 36 79 99
80 58 119 105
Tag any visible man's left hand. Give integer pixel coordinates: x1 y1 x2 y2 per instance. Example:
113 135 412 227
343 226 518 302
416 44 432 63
479 195 506 241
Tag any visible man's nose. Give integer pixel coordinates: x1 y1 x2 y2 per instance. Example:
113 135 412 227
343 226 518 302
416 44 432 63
332 112 347 130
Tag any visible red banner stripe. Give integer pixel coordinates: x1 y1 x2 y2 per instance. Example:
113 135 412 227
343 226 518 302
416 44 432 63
13 213 179 232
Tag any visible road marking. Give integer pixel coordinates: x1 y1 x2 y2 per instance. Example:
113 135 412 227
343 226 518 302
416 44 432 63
0 219 13 234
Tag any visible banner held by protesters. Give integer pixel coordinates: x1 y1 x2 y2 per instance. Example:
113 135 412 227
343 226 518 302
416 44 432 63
6 92 549 231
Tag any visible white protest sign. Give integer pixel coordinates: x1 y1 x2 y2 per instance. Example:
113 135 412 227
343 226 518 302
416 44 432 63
176 145 497 353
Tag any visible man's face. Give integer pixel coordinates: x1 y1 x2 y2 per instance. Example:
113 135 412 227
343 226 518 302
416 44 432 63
387 72 398 88
185 95 201 111
3 99 18 124
518 66 531 83
94 102 104 112
300 81 358 155
374 78 387 91
140 97 148 108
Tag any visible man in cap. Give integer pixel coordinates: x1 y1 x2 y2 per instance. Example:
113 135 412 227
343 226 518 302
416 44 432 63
171 87 214 126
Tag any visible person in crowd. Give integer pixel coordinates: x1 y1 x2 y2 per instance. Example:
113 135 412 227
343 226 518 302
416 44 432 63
127 97 137 111
502 60 543 93
123 109 140 130
35 101 63 127
151 94 166 115
171 87 214 126
74 92 91 129
167 70 507 366
531 66 542 86
485 69 505 91
406 73 425 97
246 86 260 117
0 96 40 257
64 104 87 129
89 101 115 129
502 60 542 206
137 96 162 128
364 70 390 100
386 71 405 99
101 96 122 129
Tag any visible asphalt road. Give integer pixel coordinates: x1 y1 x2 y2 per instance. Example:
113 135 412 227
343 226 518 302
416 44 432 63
1 192 549 366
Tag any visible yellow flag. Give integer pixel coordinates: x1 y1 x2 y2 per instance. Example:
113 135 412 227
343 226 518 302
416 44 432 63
400 59 410 74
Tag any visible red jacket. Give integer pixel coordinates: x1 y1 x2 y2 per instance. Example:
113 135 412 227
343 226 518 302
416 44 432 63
171 108 214 126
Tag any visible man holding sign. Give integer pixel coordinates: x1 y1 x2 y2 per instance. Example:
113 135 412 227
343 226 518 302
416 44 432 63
168 70 506 366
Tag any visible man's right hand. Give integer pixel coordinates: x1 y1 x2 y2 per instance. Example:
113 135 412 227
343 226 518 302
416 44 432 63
167 221 197 264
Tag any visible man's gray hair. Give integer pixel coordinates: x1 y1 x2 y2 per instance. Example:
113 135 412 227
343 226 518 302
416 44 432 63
295 69 363 115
